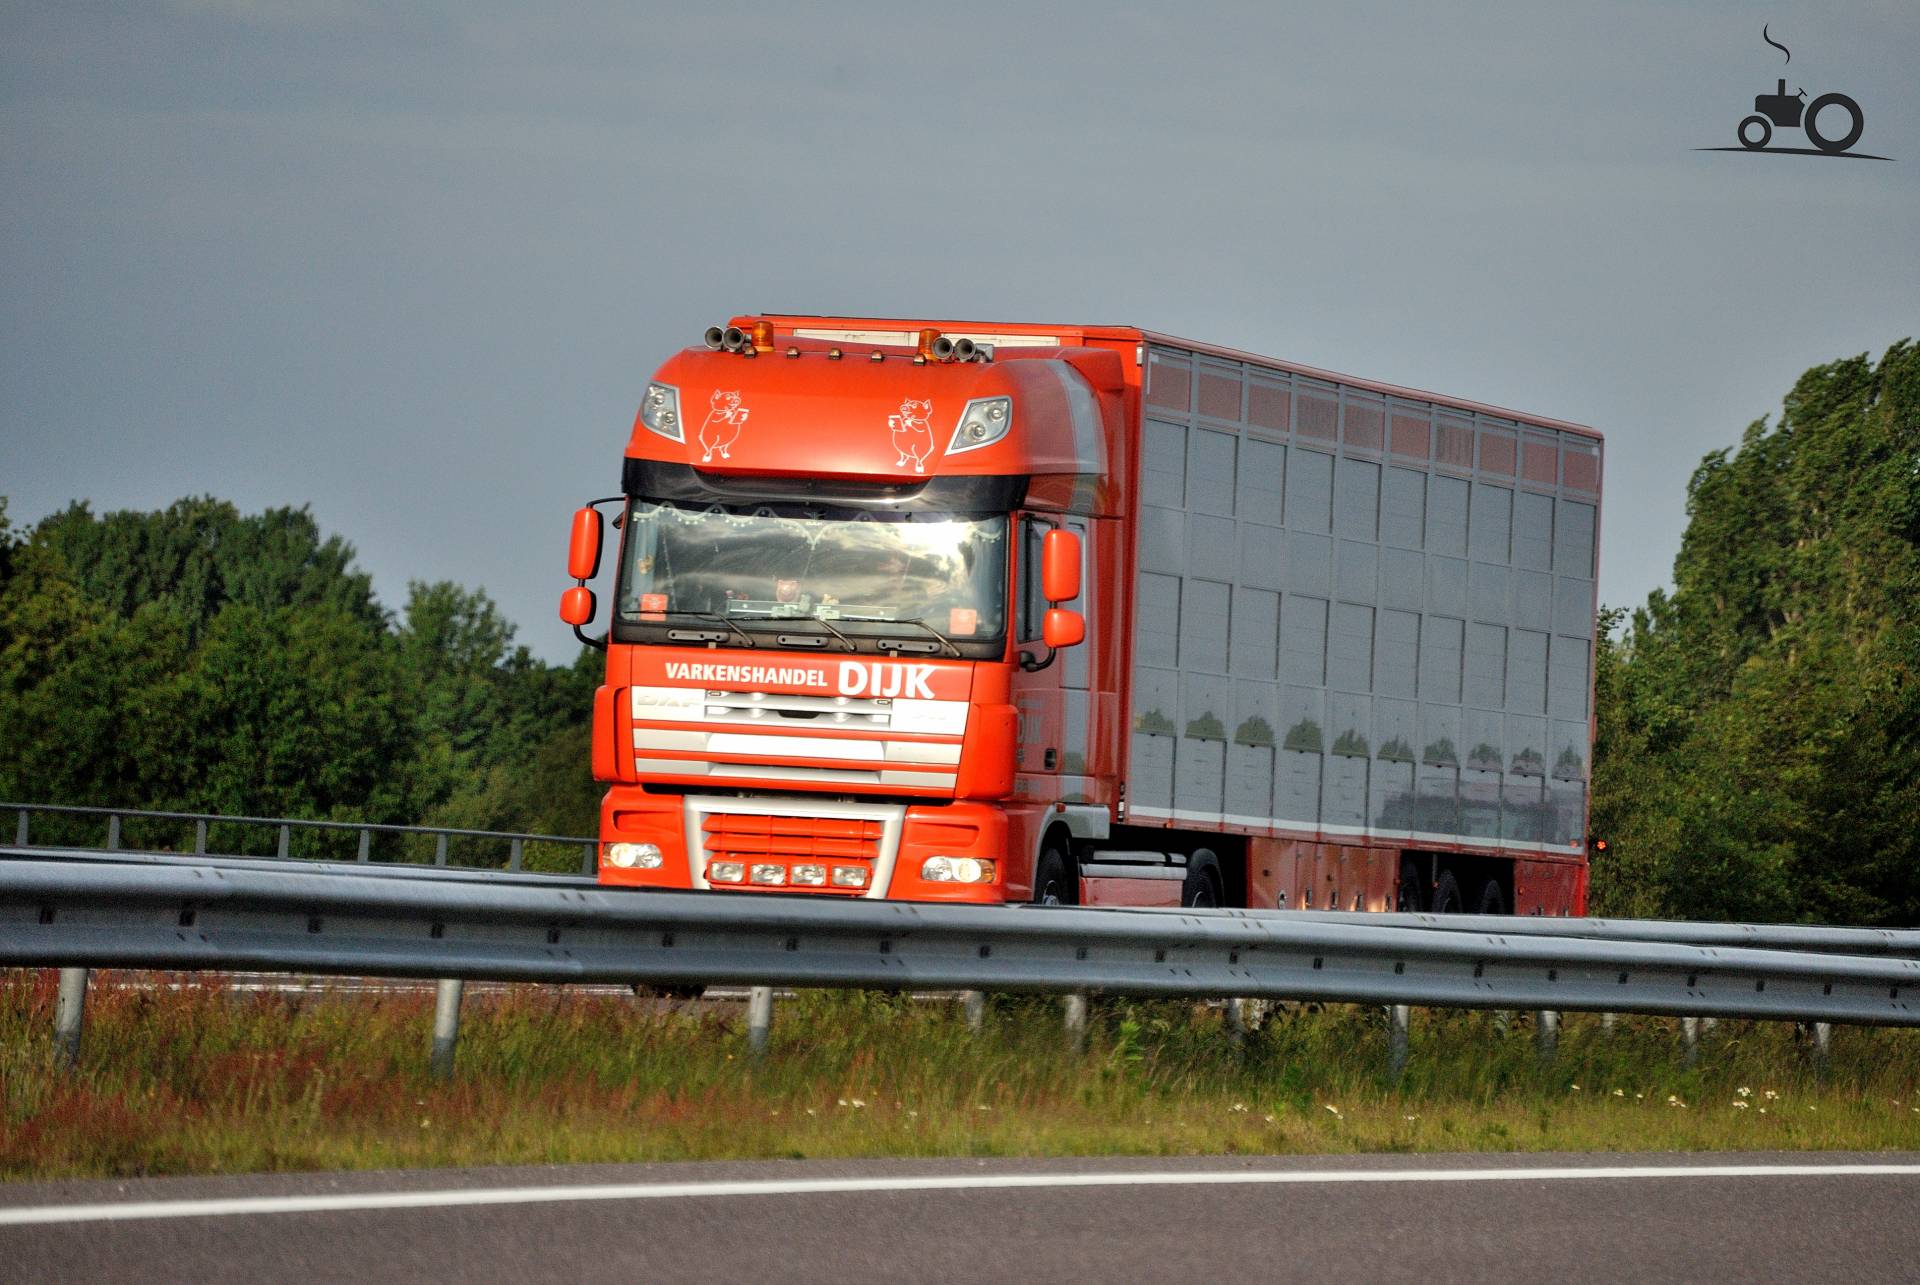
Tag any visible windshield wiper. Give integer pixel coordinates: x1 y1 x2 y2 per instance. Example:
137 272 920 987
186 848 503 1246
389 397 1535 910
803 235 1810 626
728 610 857 652
650 610 758 648
868 616 963 659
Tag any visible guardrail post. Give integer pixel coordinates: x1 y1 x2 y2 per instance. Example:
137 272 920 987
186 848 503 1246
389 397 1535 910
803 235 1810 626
746 986 774 1056
106 813 121 850
580 843 596 875
509 839 524 872
1681 1016 1700 1067
54 967 89 1070
1388 1005 1410 1081
961 990 985 1032
1062 992 1087 1054
1812 1021 1832 1073
430 979 464 1079
277 825 290 859
434 834 448 867
357 829 371 862
1601 1012 1617 1035
1535 1010 1559 1064
16 808 29 846
194 819 208 855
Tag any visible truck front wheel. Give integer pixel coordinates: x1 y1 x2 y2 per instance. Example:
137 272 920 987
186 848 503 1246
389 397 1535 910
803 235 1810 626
1033 845 1076 906
1182 850 1223 908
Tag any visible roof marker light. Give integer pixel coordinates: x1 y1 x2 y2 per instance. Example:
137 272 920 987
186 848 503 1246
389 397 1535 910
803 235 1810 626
750 319 775 352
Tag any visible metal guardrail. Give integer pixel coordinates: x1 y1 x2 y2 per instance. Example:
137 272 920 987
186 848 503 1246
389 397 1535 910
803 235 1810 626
4 801 596 874
5 804 1918 1079
5 849 1916 1023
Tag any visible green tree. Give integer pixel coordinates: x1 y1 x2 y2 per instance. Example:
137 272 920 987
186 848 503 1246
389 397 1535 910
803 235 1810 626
1590 340 1920 925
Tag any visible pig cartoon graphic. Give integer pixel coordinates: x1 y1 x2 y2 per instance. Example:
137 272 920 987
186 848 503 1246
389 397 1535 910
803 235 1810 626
697 390 750 462
888 398 936 473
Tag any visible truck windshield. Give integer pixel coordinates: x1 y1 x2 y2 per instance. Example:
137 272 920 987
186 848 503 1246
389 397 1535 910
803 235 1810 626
616 498 1009 646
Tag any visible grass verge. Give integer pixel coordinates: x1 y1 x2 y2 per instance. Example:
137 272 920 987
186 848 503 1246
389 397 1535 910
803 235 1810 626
3 970 1917 1180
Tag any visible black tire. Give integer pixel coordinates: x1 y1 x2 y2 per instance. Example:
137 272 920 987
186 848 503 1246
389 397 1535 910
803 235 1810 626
1471 877 1506 916
1033 845 1076 906
1182 849 1223 908
1737 114 1772 150
1430 869 1464 914
1804 93 1863 154
1395 858 1425 913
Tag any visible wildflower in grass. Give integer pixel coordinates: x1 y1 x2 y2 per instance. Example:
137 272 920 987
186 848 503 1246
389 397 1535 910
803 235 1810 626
850 1098 867 1109
1635 1093 1645 1100
1735 1086 1752 1098
907 1110 918 1118
1759 1108 1768 1115
837 1098 850 1107
1612 1089 1626 1097
1230 1102 1248 1113
1570 1084 1581 1092
1732 1101 1750 1110
977 1104 991 1111
1404 1115 1419 1122
1763 1089 1780 1101
805 1108 817 1116
1324 1104 1342 1119
1667 1095 1686 1108
1263 1115 1276 1123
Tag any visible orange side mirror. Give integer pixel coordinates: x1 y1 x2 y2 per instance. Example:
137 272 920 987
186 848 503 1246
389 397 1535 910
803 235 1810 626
1041 528 1081 603
567 507 603 581
1042 607 1085 650
559 585 596 627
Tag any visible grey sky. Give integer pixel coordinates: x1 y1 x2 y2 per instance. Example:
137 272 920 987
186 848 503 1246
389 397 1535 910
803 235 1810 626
3 1 1915 661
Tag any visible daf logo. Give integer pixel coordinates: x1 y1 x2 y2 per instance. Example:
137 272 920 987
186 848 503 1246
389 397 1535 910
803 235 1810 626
837 661 935 700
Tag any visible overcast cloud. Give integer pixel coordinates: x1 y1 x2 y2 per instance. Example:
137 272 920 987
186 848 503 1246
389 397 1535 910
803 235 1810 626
3 1 1916 660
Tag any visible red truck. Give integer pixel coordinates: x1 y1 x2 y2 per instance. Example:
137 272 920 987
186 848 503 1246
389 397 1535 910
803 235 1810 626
562 315 1600 915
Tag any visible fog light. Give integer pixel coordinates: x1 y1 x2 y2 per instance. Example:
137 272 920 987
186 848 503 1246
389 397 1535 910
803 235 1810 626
921 855 996 884
831 865 869 888
792 863 827 886
709 861 744 883
607 842 663 870
750 863 786 885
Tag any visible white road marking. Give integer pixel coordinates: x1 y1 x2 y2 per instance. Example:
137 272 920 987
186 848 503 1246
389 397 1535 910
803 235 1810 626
4 1164 1917 1226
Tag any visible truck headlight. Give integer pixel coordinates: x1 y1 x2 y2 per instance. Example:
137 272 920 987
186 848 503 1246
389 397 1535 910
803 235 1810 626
791 863 827 886
639 382 683 442
831 866 869 888
606 842 663 869
946 397 1011 455
921 855 996 884
750 863 786 885
709 860 744 883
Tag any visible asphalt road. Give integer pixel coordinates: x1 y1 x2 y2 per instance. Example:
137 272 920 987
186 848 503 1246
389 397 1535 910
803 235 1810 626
5 1152 1916 1283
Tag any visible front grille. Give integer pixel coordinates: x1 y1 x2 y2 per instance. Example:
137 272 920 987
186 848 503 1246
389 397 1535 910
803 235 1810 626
701 812 881 893
685 795 905 899
703 813 882 861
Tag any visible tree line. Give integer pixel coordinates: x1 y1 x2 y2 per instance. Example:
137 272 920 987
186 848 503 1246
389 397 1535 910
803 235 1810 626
0 497 602 843
2 341 1914 922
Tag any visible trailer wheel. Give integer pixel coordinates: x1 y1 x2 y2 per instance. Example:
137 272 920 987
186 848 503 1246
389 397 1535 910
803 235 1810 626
1471 878 1506 916
1182 850 1223 908
1395 859 1424 912
1430 870 1464 914
1033 845 1076 906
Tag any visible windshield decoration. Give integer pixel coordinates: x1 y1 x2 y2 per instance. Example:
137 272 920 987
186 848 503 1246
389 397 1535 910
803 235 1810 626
888 398 937 473
698 390 751 462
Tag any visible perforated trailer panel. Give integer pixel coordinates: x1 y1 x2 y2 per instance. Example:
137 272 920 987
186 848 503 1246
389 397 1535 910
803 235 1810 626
1128 346 1598 854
